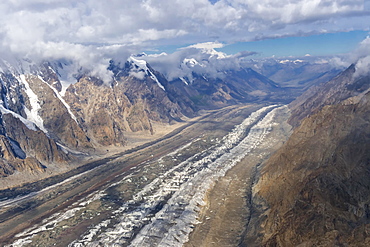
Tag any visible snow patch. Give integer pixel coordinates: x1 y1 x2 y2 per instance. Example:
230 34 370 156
52 62 78 96
179 77 188 85
56 142 87 155
37 76 78 124
19 75 48 134
0 105 38 131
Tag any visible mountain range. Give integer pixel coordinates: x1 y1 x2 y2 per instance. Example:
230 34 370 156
0 53 301 186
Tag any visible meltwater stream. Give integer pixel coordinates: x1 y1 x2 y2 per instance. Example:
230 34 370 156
10 105 286 247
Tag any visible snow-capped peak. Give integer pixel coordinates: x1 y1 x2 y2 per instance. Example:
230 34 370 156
128 56 166 91
278 59 305 64
182 58 202 68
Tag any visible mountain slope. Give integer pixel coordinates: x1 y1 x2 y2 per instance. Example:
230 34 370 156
289 64 370 127
0 65 75 178
0 58 197 182
246 66 370 246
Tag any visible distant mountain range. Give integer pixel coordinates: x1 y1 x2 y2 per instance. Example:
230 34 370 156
243 56 343 90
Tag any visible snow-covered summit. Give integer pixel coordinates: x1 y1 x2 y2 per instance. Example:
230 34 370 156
182 58 204 68
127 56 166 90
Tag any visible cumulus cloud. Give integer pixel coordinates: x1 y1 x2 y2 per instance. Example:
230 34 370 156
0 0 367 81
351 37 370 78
141 42 257 81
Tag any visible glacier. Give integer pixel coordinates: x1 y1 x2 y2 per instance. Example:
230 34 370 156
69 105 283 246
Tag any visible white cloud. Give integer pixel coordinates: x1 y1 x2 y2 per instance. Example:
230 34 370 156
139 44 257 81
0 0 367 81
353 37 370 77
187 42 225 50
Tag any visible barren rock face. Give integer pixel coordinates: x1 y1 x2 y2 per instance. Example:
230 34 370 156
64 75 181 146
0 118 49 178
2 114 66 165
23 75 93 151
249 70 370 246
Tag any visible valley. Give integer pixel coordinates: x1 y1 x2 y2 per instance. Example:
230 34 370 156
0 2 368 246
0 103 291 246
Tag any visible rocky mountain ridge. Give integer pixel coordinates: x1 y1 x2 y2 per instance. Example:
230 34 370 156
0 56 287 186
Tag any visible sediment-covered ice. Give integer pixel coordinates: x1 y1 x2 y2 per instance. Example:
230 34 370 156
70 105 284 247
130 106 282 247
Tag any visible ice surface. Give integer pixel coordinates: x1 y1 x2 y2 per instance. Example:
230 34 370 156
130 106 282 247
10 105 286 247
9 189 107 247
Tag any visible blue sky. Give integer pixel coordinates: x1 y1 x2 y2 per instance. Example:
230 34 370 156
149 30 369 58
218 30 370 57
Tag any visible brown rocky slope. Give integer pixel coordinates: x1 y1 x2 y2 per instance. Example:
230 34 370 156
245 67 370 246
